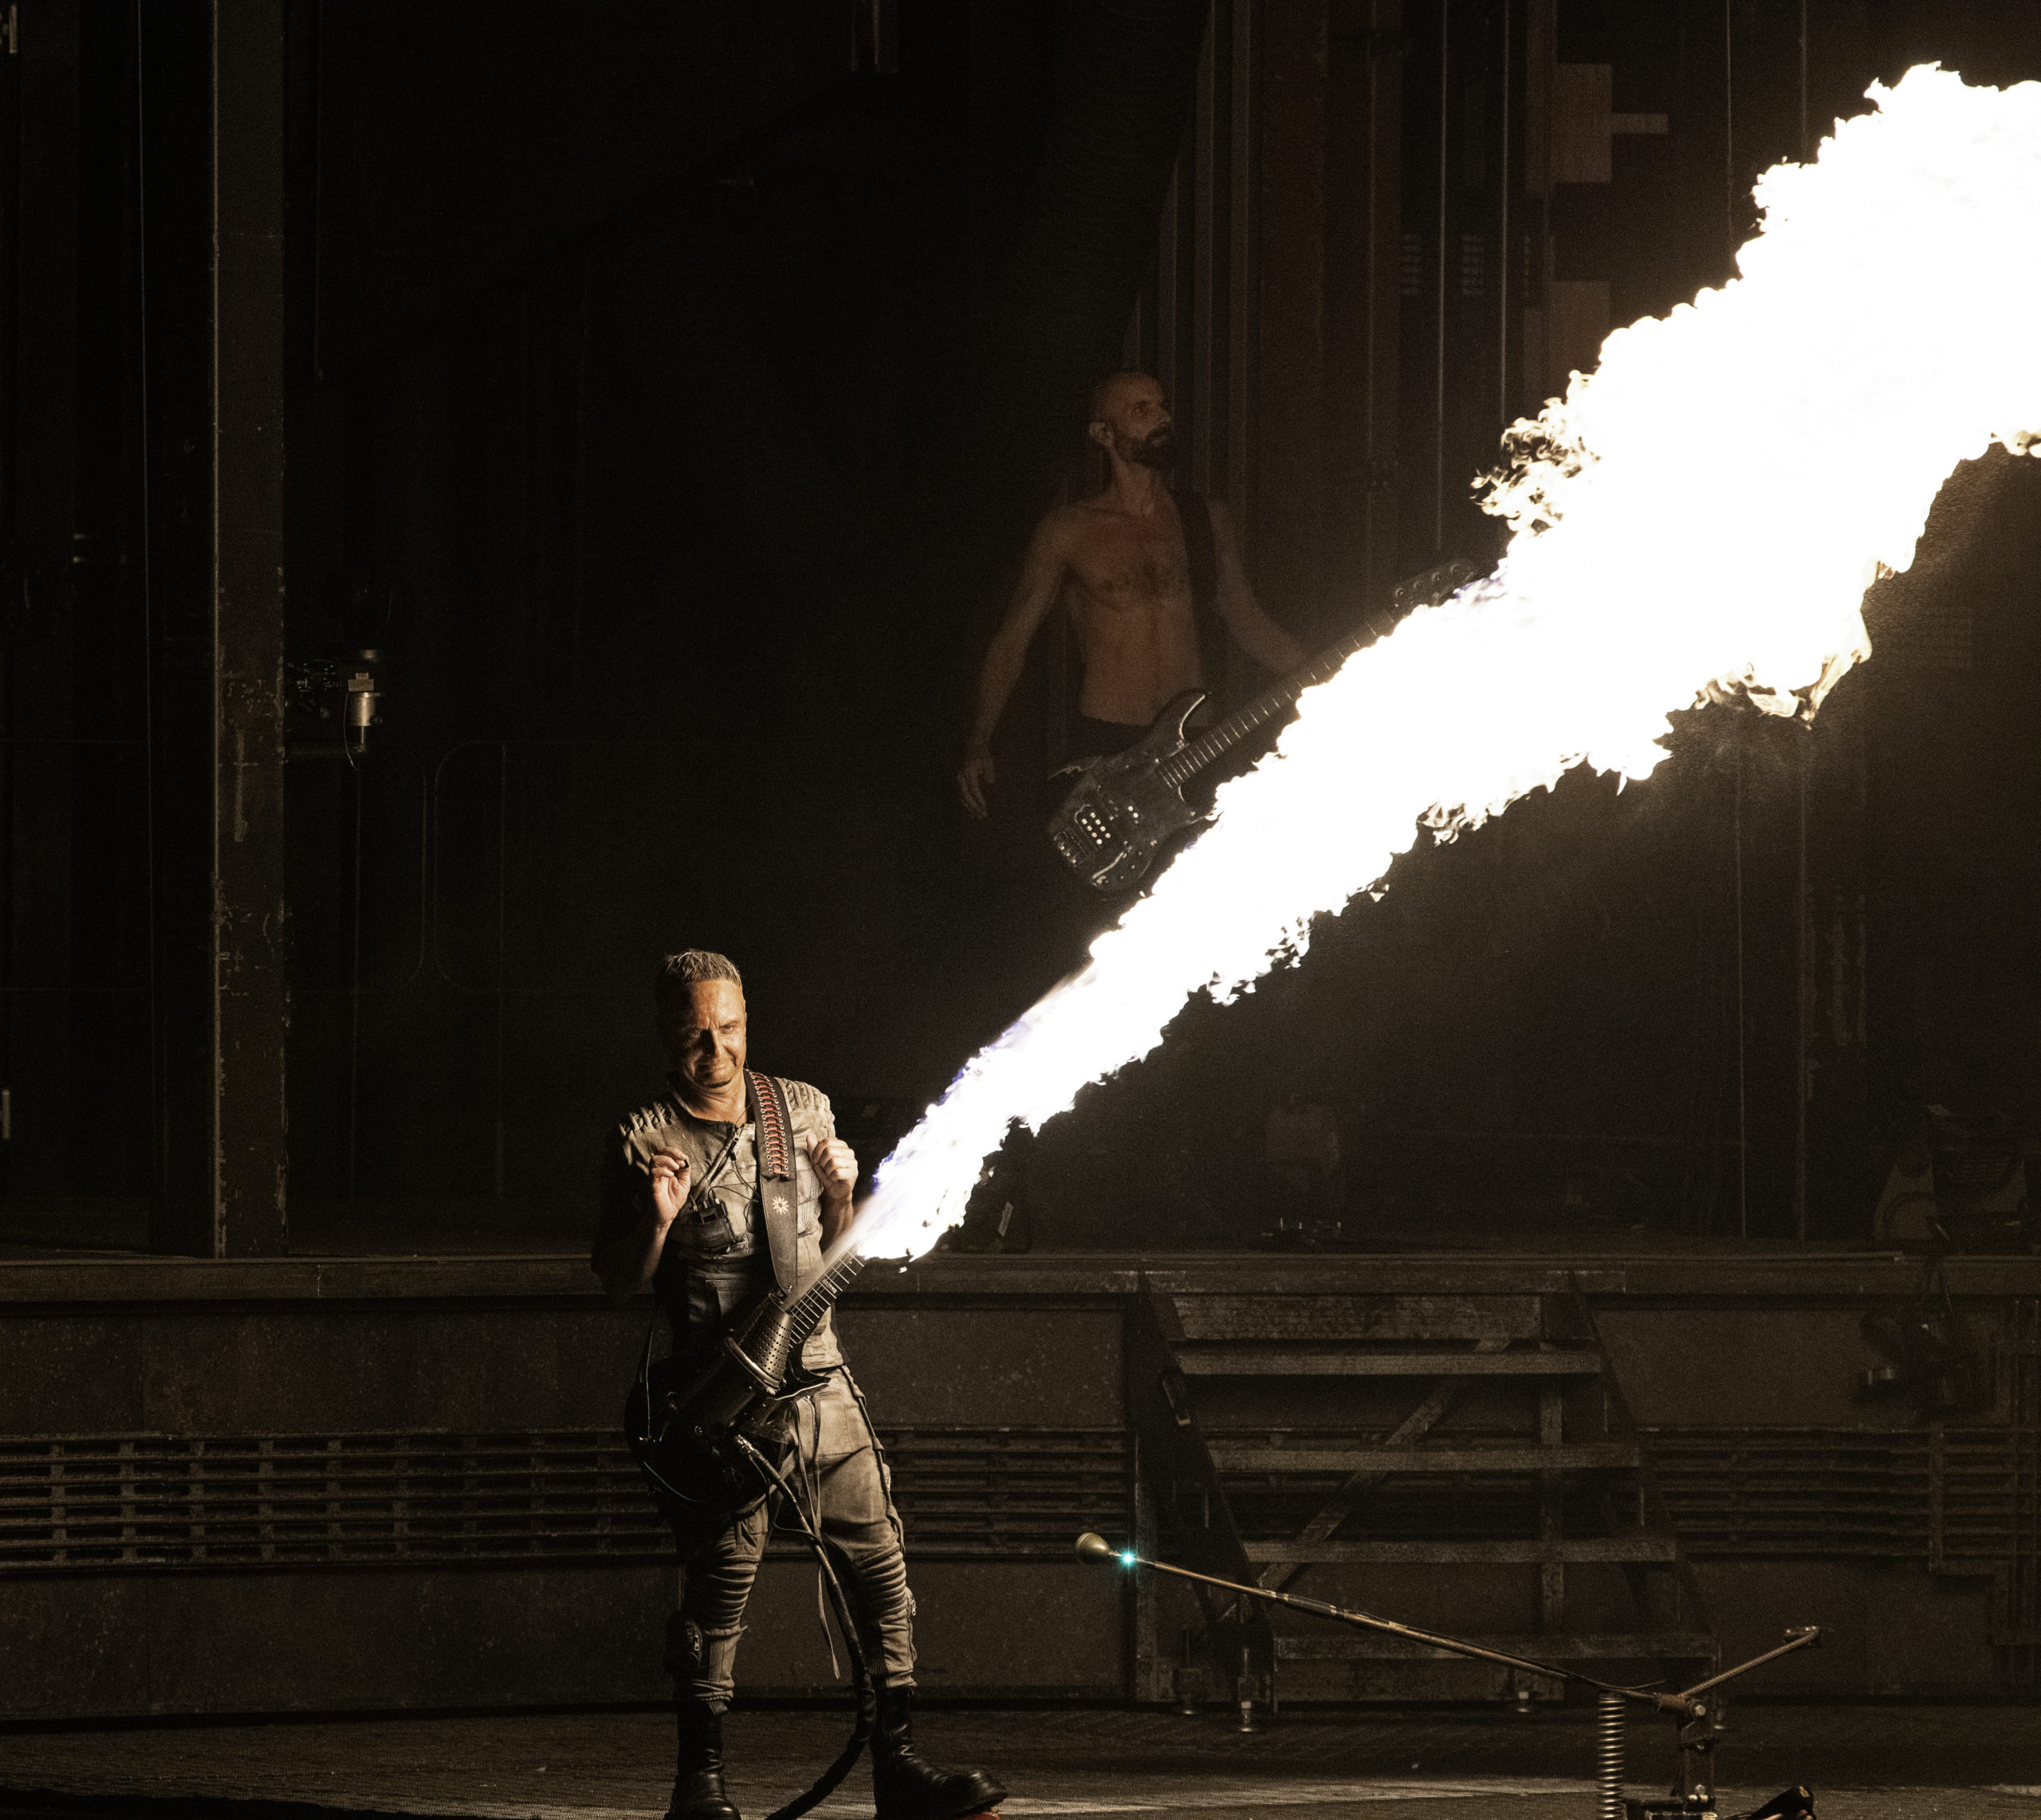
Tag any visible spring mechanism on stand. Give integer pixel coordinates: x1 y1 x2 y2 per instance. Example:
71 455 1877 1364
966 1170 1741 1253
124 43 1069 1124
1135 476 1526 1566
1595 1690 1626 1820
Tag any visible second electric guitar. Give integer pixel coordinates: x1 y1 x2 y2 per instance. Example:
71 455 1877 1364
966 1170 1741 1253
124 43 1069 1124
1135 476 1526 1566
1046 557 1477 894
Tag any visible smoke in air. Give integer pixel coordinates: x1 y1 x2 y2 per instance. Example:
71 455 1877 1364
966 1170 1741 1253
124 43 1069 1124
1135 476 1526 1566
856 65 2041 1260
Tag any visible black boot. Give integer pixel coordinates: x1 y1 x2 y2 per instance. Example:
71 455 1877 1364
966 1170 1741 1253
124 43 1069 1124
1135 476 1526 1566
667 1697 741 1820
871 1684 1007 1820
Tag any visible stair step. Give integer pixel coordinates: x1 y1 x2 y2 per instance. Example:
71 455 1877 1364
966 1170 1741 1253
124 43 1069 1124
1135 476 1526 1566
1275 1631 1716 1664
1211 1443 1639 1475
1176 1346 1602 1378
1245 1535 1680 1566
1171 1295 1542 1343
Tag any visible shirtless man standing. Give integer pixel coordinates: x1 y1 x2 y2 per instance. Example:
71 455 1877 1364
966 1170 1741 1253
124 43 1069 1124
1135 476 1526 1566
957 370 1304 818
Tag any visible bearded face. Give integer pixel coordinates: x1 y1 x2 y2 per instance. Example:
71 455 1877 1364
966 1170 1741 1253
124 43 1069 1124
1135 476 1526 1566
1089 375 1176 471
1125 422 1177 470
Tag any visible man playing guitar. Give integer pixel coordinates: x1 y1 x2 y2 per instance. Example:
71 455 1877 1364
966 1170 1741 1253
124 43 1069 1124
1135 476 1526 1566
956 370 1303 818
594 950 1004 1820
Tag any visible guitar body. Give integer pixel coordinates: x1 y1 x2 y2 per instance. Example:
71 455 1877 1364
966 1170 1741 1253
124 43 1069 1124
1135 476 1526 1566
625 1260 860 1540
1044 559 1480 896
1046 692 1209 894
626 1364 778 1539
627 1354 837 1541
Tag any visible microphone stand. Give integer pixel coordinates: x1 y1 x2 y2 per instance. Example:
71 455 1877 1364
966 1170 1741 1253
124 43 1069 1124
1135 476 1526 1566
1076 1533 1821 1816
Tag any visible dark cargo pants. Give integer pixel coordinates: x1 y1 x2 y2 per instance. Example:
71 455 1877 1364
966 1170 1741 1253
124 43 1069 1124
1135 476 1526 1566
667 1368 914 1709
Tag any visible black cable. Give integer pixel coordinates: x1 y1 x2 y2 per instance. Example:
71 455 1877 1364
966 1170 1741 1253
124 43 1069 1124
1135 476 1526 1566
624 1350 879 1820
735 1434 878 1820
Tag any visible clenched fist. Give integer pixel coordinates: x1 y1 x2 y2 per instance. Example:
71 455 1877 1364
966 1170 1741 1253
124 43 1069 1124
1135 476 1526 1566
808 1135 859 1208
646 1146 691 1224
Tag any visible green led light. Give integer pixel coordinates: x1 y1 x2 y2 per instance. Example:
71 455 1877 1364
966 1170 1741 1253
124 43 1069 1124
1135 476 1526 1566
1120 1551 1136 1566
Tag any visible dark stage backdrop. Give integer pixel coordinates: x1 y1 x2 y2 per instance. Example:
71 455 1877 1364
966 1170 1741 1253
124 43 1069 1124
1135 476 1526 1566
2 1 2039 1256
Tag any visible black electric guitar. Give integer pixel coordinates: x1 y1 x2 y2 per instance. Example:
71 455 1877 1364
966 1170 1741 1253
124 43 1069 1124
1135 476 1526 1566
1045 558 1478 894
626 1237 867 1535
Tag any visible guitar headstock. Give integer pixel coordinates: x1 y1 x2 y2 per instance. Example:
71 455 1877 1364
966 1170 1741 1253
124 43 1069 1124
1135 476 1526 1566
1366 557 1481 639
1393 556 1479 612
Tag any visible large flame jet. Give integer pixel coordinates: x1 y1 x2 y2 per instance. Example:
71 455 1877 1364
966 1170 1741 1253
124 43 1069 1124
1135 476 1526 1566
858 65 2041 1260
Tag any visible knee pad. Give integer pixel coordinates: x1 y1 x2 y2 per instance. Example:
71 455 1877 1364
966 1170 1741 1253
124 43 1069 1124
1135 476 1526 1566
667 1613 746 1688
697 1621 745 1679
662 1612 702 1681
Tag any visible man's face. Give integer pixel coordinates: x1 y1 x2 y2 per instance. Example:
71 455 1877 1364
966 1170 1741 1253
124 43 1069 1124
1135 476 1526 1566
1094 378 1175 469
662 980 747 1100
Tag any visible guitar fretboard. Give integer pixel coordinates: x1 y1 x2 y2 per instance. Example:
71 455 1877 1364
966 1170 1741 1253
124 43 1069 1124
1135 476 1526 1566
1154 624 1378 792
1152 557 1473 794
780 1244 869 1342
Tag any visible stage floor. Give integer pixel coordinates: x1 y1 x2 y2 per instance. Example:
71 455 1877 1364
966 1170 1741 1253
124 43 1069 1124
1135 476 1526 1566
2 1704 2035 1819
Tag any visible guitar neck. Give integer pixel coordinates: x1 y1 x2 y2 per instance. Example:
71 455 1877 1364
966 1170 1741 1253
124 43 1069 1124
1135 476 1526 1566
780 1243 868 1345
1157 624 1376 790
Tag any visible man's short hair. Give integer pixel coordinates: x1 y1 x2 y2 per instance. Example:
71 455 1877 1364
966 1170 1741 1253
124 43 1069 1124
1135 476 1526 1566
655 949 742 1022
1087 368 1154 425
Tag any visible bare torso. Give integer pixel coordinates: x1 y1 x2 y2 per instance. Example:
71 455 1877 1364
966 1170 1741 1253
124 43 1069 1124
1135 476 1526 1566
1058 493 1203 725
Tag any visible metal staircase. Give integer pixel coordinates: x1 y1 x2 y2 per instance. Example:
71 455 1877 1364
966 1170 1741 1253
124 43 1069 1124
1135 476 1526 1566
1127 1279 1714 1708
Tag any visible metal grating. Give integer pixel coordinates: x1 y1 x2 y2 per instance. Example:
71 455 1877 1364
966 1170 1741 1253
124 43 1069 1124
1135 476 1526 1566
0 1432 661 1571
1200 1423 2039 1568
1996 1303 2041 1679
883 1428 1129 1557
5 1422 2033 1583
1649 1426 2039 1564
0 1428 1129 1575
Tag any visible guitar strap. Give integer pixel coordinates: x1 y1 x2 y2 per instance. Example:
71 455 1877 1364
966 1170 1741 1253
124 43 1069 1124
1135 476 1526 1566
627 1073 798 1444
745 1069 800 1299
1172 488 1222 701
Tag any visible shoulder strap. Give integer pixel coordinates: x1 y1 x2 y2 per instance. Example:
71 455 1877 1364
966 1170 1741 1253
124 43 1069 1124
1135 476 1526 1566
745 1070 800 1299
1173 488 1222 695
